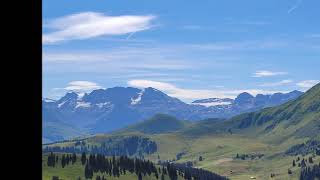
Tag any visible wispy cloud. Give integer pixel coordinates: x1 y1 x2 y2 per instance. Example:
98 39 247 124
43 12 156 44
288 0 304 14
43 50 192 73
252 70 288 77
64 81 102 91
296 80 320 88
128 79 284 101
52 81 103 97
260 79 293 87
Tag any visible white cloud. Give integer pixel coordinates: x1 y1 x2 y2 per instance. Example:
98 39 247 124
252 70 288 77
64 81 102 91
296 80 320 88
128 79 285 102
43 12 156 44
260 79 293 87
52 81 103 98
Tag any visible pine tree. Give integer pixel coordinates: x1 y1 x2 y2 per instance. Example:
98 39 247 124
309 157 313 163
301 159 306 168
293 160 296 167
47 152 56 167
161 173 165 180
85 163 93 179
72 153 77 164
61 155 66 168
56 156 59 163
81 152 87 165
52 176 59 180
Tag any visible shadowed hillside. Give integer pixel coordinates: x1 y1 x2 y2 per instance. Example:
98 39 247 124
118 114 192 134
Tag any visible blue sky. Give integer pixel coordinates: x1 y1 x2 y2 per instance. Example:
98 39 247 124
43 0 320 102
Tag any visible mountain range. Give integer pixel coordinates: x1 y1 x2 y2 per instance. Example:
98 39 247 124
42 86 303 143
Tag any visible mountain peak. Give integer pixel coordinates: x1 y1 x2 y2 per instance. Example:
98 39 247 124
58 92 78 102
144 87 161 92
238 92 254 98
234 92 254 104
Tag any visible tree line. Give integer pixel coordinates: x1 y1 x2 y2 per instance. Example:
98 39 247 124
83 153 159 179
43 136 157 157
47 152 228 180
299 164 320 180
47 152 77 168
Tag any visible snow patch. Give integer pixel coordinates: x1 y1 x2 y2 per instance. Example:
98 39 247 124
43 98 56 103
58 101 66 108
96 102 110 108
131 90 144 105
192 101 232 107
75 101 91 108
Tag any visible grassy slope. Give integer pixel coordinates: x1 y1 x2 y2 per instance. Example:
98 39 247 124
79 132 319 180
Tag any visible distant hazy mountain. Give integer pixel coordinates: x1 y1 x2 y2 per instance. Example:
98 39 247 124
42 86 303 142
118 114 191 134
182 83 320 139
192 91 303 108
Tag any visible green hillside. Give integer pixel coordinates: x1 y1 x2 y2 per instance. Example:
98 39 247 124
118 114 192 134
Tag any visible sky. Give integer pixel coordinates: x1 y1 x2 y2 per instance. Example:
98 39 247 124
43 0 320 102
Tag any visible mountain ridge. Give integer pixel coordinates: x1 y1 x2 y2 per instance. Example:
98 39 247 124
43 86 303 142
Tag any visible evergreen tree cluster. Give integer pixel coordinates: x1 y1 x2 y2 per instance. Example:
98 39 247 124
47 152 57 167
285 140 320 156
94 175 107 180
235 153 264 160
51 176 59 180
47 152 227 180
299 164 320 180
294 156 315 168
83 153 158 179
43 136 157 157
160 162 229 180
60 153 77 168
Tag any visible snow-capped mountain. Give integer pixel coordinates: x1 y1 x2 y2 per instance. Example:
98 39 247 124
42 87 303 142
